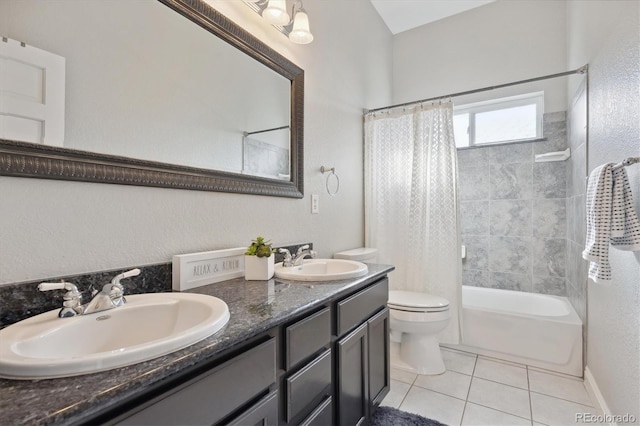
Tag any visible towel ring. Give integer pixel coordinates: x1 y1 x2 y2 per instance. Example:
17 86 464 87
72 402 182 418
320 166 340 196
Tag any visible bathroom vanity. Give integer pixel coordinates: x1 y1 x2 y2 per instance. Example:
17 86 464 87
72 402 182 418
0 264 393 425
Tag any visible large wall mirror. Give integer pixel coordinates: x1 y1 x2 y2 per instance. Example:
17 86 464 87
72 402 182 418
0 0 304 198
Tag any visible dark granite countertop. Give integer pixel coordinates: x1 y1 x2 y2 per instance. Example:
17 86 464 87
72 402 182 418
0 264 394 425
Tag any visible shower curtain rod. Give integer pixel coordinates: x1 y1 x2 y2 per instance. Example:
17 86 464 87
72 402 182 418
243 125 289 136
363 64 588 115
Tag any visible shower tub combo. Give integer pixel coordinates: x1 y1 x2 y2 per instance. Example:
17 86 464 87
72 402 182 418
448 286 583 377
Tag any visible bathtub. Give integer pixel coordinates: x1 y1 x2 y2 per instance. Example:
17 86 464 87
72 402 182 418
448 286 583 377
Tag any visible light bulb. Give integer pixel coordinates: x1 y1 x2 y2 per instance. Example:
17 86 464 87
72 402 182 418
262 0 290 25
288 10 313 44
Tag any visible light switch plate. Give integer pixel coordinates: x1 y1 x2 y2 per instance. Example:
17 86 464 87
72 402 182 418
311 194 319 214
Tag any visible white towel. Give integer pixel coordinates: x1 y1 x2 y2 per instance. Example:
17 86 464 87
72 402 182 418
583 164 613 283
583 164 640 283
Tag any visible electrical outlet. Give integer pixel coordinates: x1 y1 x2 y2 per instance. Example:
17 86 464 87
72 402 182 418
311 194 319 214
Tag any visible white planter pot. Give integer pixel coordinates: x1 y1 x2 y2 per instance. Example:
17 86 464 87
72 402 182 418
244 254 275 280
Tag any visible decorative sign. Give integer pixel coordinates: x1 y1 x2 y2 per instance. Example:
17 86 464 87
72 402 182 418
172 247 245 291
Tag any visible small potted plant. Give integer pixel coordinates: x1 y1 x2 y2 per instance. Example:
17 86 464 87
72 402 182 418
244 236 275 280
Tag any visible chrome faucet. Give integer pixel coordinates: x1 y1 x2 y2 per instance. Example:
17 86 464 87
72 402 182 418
84 268 140 314
279 248 294 267
39 268 141 318
292 245 317 266
38 281 84 318
278 245 317 267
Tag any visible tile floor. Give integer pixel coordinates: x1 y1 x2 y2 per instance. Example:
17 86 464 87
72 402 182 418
381 347 603 426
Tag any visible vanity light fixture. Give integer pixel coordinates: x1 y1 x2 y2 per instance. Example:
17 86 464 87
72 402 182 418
245 0 314 44
288 2 313 44
261 0 289 25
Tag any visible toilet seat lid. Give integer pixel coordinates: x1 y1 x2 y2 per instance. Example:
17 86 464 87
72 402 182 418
388 290 450 312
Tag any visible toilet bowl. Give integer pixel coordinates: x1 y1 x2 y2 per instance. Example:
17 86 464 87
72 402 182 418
388 290 450 375
333 248 451 375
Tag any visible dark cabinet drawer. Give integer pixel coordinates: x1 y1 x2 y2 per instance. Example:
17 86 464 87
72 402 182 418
285 349 332 422
285 307 331 369
118 338 276 426
226 389 278 426
300 396 332 426
337 278 388 336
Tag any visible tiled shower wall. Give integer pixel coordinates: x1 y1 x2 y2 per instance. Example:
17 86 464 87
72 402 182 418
565 80 588 328
458 112 571 296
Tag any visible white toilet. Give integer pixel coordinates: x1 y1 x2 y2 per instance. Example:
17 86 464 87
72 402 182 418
334 247 379 263
387 290 450 375
334 247 451 376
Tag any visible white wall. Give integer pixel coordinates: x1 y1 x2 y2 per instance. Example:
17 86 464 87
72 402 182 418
0 0 393 284
567 1 640 420
392 0 568 112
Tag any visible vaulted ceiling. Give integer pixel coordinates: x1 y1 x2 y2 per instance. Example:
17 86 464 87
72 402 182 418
370 0 496 34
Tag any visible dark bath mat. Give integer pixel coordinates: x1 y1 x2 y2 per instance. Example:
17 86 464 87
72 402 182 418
371 406 448 426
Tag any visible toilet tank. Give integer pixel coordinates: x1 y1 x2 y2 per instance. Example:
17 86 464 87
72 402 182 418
334 248 378 263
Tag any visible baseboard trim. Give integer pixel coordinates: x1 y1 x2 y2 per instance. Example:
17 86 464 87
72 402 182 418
584 366 611 422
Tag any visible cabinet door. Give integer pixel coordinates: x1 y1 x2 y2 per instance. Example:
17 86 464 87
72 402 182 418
336 322 368 426
368 307 390 409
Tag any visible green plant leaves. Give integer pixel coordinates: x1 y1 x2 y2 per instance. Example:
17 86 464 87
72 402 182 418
245 236 275 258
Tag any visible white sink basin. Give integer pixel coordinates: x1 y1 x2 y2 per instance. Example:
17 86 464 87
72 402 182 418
275 259 368 282
0 293 230 380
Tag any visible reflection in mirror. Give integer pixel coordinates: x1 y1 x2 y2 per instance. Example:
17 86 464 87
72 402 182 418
0 0 304 197
243 126 290 179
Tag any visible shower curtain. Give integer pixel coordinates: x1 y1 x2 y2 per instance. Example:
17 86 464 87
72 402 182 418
364 102 462 344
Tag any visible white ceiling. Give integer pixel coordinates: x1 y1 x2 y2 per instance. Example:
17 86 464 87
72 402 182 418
370 0 496 34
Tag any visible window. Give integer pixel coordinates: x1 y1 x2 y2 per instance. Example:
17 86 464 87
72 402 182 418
453 92 543 148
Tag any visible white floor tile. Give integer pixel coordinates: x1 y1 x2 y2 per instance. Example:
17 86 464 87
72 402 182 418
390 350 597 426
528 369 592 406
414 370 472 400
462 402 531 426
391 367 418 385
468 377 531 419
530 392 601 426
442 347 477 375
400 386 466 426
474 357 529 390
381 379 411 409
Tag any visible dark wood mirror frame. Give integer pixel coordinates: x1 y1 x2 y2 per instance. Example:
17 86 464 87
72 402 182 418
0 0 304 198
